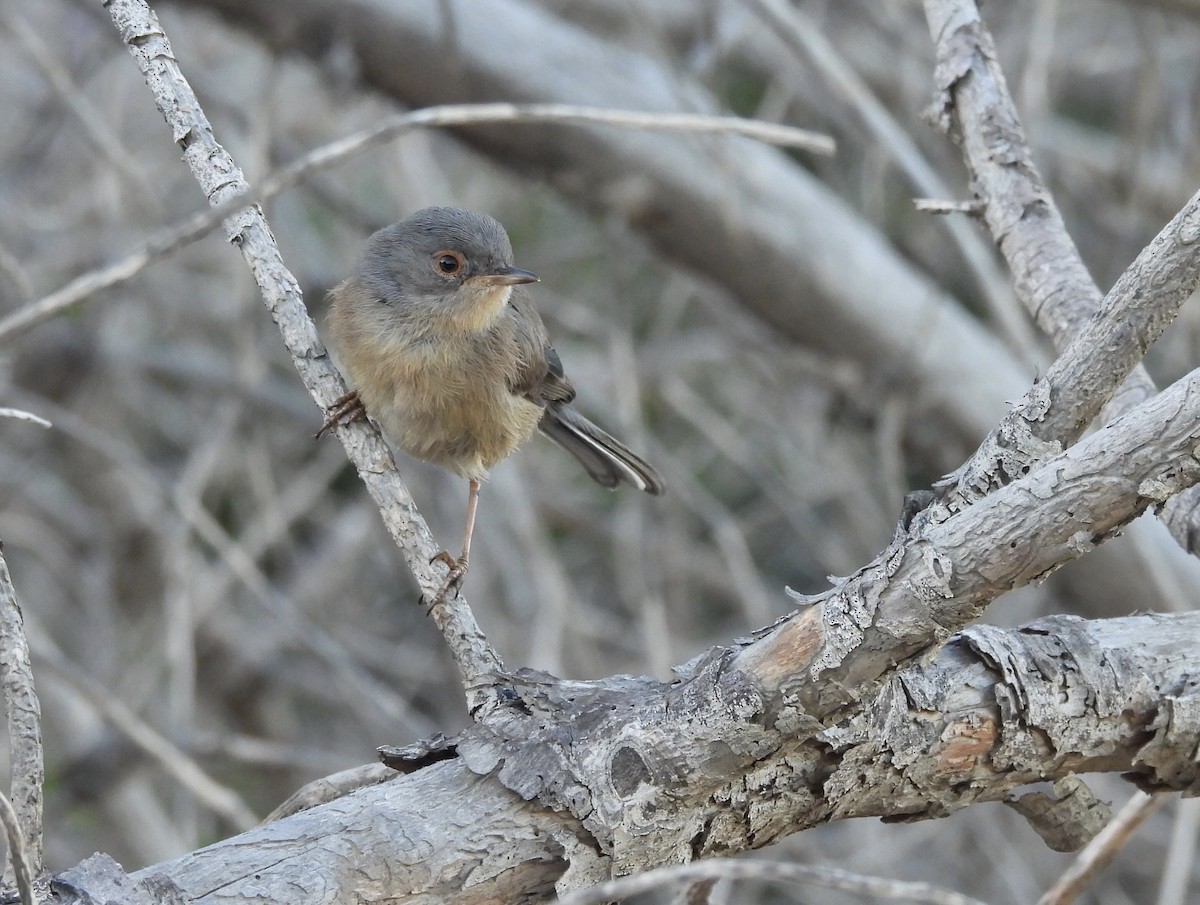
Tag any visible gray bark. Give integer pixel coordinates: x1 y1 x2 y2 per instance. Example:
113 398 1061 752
75 611 1196 904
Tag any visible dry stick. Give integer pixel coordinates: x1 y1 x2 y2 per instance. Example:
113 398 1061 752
0 790 34 905
1036 792 1168 905
555 858 988 905
0 409 50 429
922 0 1200 550
0 103 833 346
0 551 44 892
102 0 834 711
924 0 1102 342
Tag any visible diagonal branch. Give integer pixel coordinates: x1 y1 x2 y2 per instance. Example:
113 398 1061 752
934 184 1200 512
0 103 832 346
923 0 1200 553
103 0 505 710
741 365 1200 715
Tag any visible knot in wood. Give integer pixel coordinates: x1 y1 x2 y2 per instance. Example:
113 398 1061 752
610 746 653 797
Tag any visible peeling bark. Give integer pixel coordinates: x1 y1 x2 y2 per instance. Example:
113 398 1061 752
44 612 1190 904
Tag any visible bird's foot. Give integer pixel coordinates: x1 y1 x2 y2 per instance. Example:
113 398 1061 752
426 550 469 609
316 390 366 438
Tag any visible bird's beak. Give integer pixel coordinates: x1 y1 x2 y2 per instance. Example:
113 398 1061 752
470 266 540 287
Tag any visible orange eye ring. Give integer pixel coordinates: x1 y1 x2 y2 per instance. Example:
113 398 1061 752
433 251 465 276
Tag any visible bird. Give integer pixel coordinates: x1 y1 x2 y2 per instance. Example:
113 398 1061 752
323 206 664 603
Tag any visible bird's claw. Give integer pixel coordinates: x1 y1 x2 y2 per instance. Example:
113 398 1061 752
316 390 366 438
425 550 469 610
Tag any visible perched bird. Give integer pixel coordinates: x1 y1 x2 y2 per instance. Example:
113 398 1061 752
324 207 664 601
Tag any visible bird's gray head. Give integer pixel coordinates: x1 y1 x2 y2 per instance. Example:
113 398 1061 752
359 207 538 331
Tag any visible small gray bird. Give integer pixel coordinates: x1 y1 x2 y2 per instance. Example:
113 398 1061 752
324 207 664 600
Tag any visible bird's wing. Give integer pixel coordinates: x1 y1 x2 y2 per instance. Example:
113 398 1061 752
506 290 577 406
537 345 577 405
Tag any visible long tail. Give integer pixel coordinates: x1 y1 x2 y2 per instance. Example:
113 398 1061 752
539 404 665 495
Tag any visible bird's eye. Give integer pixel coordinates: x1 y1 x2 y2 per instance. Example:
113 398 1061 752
434 251 465 276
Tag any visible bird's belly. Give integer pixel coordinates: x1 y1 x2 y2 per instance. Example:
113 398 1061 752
354 346 542 479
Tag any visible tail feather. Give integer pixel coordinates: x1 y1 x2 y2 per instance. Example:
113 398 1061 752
539 405 665 495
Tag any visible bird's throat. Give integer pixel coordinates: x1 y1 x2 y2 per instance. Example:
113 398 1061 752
447 285 512 334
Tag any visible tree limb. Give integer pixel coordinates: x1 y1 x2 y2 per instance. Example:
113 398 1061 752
923 0 1200 554
83 611 1198 904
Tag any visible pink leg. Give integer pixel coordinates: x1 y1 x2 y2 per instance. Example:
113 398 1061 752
429 478 481 606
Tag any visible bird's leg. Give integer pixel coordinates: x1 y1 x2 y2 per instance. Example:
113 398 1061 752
429 478 481 606
316 390 367 438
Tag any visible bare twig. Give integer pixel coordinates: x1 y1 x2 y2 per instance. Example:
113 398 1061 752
0 197 247 345
0 550 43 888
0 103 832 346
0 409 50 429
263 763 396 824
1036 791 1168 905
556 858 988 905
914 198 984 216
0 789 35 905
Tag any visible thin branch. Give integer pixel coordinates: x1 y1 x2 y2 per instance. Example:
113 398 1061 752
1036 792 1168 905
0 550 43 887
0 410 50 429
263 763 396 824
556 858 988 905
935 182 1200 511
0 198 245 345
0 103 832 346
0 789 35 905
913 198 983 216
